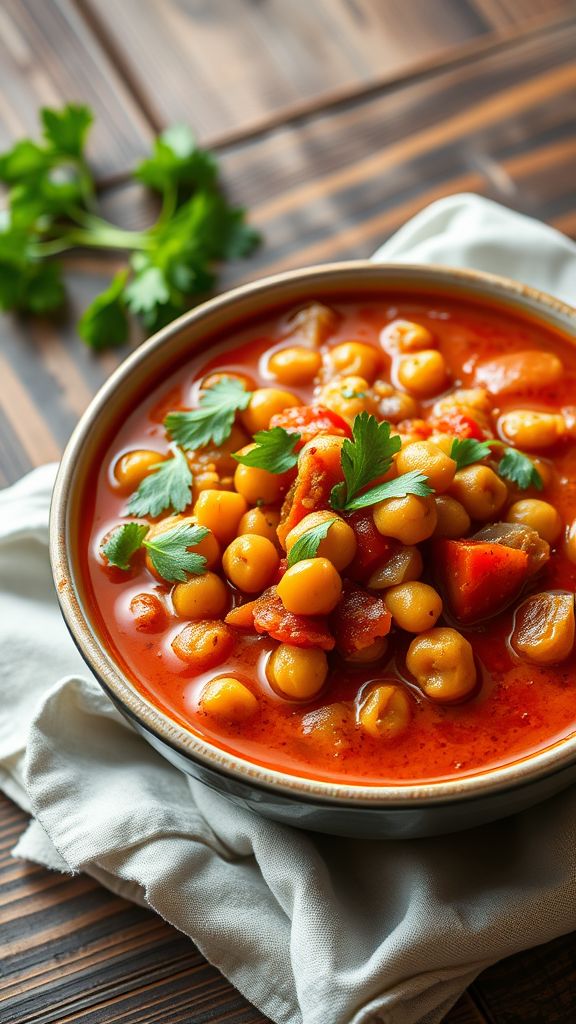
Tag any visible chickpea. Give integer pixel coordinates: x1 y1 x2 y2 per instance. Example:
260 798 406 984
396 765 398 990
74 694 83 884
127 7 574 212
267 643 328 700
367 546 423 589
396 440 456 494
449 465 508 521
241 388 300 434
267 346 322 385
191 469 221 504
512 592 575 665
285 511 357 571
222 534 280 593
358 684 411 740
233 444 291 505
506 499 562 544
385 582 443 633
373 494 437 544
193 489 248 546
277 557 342 615
328 342 381 382
201 371 253 393
395 350 448 398
565 518 576 565
301 703 353 753
432 388 492 417
237 506 281 546
129 592 167 632
499 411 565 451
373 382 420 423
406 627 477 703
172 620 233 669
318 375 376 422
145 514 220 578
433 495 471 538
172 571 228 619
531 458 554 491
475 351 563 395
200 677 258 721
380 320 436 354
114 449 163 493
346 638 388 663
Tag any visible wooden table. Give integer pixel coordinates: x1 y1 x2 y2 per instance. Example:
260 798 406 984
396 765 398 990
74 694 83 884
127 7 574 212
2 2 576 1021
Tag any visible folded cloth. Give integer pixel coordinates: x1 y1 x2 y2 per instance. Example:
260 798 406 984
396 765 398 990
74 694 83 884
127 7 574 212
2 193 576 1024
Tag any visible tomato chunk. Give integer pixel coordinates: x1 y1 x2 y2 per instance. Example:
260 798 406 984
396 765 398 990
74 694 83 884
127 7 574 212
429 410 485 440
253 589 335 650
330 585 392 657
346 510 397 581
434 539 529 623
269 404 351 447
277 435 344 547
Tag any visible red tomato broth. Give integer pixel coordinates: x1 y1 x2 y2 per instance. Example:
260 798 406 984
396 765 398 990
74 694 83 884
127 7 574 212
81 295 576 785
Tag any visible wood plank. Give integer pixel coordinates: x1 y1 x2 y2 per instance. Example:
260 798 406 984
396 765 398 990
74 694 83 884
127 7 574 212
0 795 270 1023
77 0 574 143
0 0 152 180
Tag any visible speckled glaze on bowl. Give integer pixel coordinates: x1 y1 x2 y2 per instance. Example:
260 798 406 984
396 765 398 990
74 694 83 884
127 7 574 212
50 262 576 838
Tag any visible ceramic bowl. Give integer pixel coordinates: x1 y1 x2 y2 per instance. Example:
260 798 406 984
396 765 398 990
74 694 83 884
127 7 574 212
50 262 576 838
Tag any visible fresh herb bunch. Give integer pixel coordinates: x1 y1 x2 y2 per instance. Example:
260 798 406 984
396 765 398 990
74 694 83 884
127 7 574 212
0 105 261 349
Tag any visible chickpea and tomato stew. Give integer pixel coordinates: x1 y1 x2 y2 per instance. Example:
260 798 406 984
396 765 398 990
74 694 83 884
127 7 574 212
87 295 576 785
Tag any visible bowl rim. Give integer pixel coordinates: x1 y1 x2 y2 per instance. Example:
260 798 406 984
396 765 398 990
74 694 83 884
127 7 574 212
50 259 576 807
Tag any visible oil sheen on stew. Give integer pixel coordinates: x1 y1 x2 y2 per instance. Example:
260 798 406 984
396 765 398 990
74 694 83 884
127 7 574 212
83 295 576 785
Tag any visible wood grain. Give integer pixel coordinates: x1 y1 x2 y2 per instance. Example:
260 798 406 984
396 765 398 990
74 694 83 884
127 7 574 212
78 0 576 143
0 0 152 180
2 3 576 1023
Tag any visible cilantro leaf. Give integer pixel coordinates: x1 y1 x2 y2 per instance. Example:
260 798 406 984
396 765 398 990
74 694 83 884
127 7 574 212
102 522 148 570
136 124 217 194
233 427 300 474
330 413 401 511
78 271 129 350
339 470 433 512
165 378 252 449
287 518 338 567
143 522 209 582
450 437 492 471
0 105 261 348
497 447 543 491
127 446 193 518
41 104 93 157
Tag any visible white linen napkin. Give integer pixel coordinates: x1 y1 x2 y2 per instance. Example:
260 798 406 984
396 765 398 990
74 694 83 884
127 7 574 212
2 193 576 1024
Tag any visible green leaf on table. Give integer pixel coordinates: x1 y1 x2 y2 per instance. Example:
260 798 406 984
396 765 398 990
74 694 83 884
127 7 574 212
127 446 193 518
135 124 218 195
41 103 93 157
287 517 338 567
330 412 402 511
450 437 492 471
102 522 148 570
78 270 129 350
143 522 209 583
165 378 252 450
233 427 301 474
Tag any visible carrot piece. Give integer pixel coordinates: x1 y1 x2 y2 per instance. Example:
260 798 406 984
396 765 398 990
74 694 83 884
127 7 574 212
434 539 529 623
225 602 258 629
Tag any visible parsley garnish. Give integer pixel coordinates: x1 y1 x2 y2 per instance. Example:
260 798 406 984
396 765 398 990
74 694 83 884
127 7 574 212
143 522 209 582
165 378 251 449
450 437 492 471
338 469 433 511
287 518 338 567
497 447 543 491
0 107 260 347
233 426 300 474
102 523 148 570
127 446 192 517
331 412 412 511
